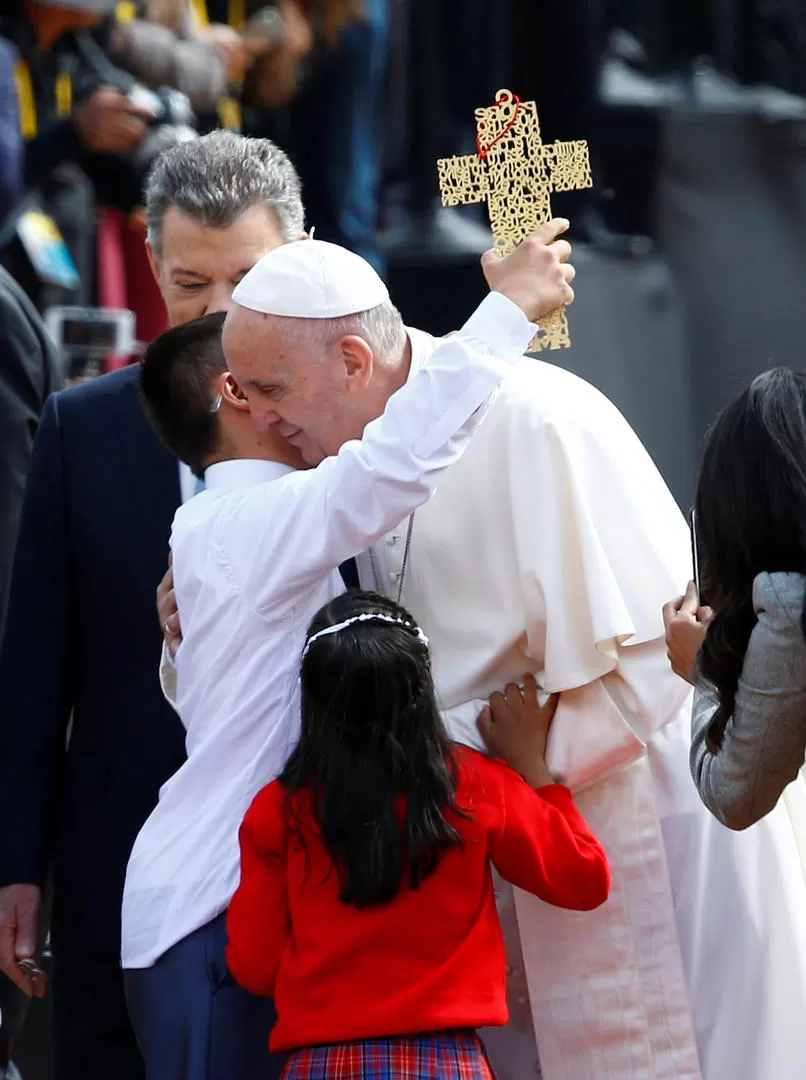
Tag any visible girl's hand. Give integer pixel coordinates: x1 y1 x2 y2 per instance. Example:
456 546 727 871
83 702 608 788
478 673 558 788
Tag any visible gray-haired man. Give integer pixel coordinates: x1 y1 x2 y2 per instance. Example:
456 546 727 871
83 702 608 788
0 131 306 1080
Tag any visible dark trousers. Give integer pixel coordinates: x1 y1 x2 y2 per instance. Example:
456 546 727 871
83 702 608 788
124 913 285 1080
51 949 144 1080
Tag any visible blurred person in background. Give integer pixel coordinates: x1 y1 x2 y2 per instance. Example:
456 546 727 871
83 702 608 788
2 0 233 365
180 0 386 270
0 71 59 1080
0 10 62 651
288 0 389 271
205 0 387 270
160 0 314 145
191 0 313 125
0 0 152 313
95 0 316 367
107 0 228 115
510 0 598 233
664 368 806 831
0 132 304 1080
0 262 63 651
0 38 23 223
88 0 230 367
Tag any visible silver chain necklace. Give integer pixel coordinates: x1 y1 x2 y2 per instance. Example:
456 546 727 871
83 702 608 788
367 513 415 603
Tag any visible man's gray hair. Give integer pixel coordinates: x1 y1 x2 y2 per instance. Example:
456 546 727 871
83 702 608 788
145 131 305 258
273 300 406 365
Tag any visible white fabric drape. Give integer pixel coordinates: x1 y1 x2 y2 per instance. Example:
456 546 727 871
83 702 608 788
360 342 806 1079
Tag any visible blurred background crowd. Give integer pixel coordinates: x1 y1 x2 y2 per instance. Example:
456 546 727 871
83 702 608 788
3 0 806 356
1 1 806 1077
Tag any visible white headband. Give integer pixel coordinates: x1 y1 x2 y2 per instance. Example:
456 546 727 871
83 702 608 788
301 613 429 661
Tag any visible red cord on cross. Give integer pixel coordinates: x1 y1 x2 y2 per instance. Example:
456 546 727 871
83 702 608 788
476 93 521 161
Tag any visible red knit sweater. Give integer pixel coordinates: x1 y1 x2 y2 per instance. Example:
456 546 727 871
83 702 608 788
225 748 610 1051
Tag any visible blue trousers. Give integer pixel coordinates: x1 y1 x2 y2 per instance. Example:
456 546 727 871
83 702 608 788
124 914 286 1080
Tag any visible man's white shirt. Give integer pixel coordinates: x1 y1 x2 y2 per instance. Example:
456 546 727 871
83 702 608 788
120 291 533 969
178 460 198 505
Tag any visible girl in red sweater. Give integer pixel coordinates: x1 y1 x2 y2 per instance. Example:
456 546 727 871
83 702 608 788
226 591 611 1080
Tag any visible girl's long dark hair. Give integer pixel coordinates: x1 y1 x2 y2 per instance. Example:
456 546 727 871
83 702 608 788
696 368 806 750
279 591 464 909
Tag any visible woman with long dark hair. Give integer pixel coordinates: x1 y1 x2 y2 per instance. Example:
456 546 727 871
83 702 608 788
226 590 610 1080
664 367 806 830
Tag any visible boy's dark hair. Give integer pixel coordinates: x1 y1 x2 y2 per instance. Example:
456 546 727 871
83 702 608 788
139 312 227 479
280 590 467 909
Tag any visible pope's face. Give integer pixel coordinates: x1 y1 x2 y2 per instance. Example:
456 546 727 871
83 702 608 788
222 309 371 466
148 205 288 326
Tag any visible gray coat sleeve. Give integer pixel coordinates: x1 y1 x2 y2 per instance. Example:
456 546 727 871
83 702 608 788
690 572 806 830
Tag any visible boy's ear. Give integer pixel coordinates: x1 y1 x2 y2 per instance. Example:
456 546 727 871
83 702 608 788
220 371 250 412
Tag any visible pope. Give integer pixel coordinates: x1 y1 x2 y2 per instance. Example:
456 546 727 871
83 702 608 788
212 253 806 1080
157 216 806 1078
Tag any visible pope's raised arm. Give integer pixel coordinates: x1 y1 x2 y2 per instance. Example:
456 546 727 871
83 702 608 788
221 294 526 608
211 227 573 610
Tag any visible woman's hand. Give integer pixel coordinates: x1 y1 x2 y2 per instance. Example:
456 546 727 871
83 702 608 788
478 673 558 788
662 581 714 685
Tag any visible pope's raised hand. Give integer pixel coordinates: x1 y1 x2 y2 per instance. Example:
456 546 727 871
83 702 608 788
481 219 575 324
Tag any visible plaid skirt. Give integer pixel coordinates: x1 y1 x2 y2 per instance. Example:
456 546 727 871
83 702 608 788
280 1030 497 1080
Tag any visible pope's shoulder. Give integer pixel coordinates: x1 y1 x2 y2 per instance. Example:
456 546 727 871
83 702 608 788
494 356 627 433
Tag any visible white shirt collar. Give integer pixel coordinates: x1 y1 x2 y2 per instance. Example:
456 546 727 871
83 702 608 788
203 459 297 491
405 325 437 382
198 332 455 493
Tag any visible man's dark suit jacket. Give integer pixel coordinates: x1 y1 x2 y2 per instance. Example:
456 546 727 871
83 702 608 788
0 363 187 956
0 264 63 615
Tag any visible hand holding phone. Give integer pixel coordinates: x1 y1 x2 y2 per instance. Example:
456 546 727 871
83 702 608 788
689 507 701 599
44 306 136 362
662 579 715 686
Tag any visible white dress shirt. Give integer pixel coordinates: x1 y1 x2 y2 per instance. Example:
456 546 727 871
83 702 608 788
120 291 533 969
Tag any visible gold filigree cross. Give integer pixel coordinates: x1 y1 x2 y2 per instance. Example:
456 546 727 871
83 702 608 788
437 89 593 351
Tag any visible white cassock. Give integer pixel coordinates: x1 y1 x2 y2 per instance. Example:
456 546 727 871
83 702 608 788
358 328 806 1080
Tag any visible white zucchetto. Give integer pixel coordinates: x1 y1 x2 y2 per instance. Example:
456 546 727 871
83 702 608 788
232 239 389 319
